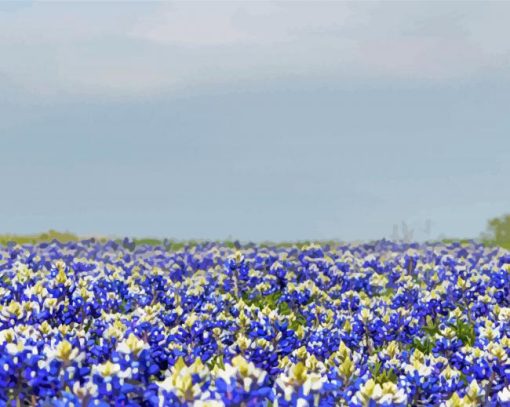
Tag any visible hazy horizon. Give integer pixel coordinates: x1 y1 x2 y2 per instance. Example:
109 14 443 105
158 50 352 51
1 1 509 242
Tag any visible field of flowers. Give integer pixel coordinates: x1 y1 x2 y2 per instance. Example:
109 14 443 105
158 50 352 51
1 239 510 406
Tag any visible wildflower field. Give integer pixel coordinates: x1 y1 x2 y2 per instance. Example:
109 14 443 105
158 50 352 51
1 239 510 406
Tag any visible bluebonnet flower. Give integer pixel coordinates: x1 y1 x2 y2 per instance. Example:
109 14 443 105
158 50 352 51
0 239 508 404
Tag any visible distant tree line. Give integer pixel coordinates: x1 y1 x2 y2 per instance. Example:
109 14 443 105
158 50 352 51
1 216 510 249
482 214 510 249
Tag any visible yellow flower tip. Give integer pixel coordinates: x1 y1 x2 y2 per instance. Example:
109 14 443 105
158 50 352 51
121 333 146 356
295 346 308 361
56 340 75 362
343 319 352 333
173 356 187 373
232 355 250 377
291 362 308 384
189 357 205 373
98 360 121 377
446 392 463 407
55 268 68 285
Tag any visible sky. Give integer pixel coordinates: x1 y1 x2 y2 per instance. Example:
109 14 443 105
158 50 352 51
1 1 509 242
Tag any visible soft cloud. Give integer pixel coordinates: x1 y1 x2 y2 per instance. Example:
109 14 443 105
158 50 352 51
1 1 509 98
129 2 359 47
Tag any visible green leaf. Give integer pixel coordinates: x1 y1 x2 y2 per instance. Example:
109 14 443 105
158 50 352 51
450 320 475 346
411 336 435 354
207 354 225 370
278 301 291 315
243 292 282 310
423 316 440 336
370 362 398 384
289 312 307 331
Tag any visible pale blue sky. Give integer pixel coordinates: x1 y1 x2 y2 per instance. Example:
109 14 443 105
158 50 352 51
1 1 509 241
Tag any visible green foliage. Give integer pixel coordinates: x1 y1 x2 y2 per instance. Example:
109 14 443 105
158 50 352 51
2 226 509 251
1 274 11 285
369 361 398 384
207 354 225 370
84 318 93 333
408 316 438 354
450 319 475 346
482 214 510 249
459 372 468 386
277 300 292 315
0 230 80 246
119 299 128 314
423 316 441 336
243 292 282 309
411 336 435 355
289 312 307 331
410 317 474 352
0 233 250 251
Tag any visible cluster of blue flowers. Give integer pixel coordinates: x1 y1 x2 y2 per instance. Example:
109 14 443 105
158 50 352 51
1 239 510 406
